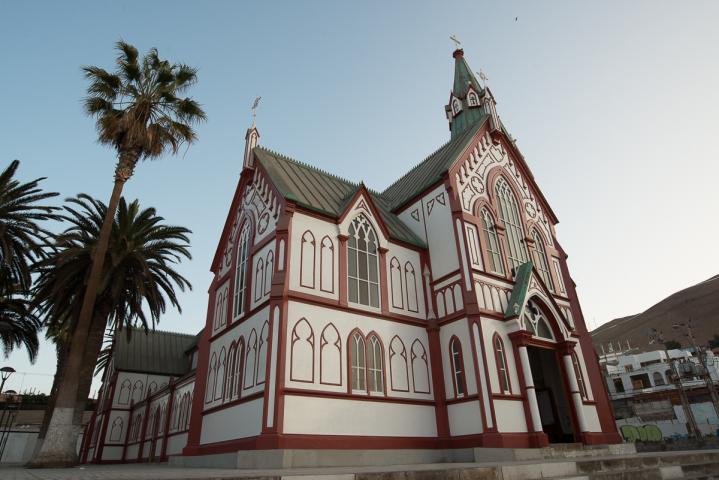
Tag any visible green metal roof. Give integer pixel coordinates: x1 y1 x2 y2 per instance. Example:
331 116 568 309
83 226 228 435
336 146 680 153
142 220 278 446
381 118 487 210
254 147 426 248
504 261 534 319
114 328 196 376
452 51 483 99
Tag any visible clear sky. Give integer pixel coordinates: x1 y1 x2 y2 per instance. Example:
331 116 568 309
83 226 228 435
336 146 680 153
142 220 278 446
1 1 718 395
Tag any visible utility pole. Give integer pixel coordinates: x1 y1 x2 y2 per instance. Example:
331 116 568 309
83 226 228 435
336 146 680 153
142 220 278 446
674 320 719 420
649 328 702 441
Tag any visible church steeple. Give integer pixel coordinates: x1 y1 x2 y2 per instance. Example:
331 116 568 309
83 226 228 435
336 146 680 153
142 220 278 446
445 49 485 138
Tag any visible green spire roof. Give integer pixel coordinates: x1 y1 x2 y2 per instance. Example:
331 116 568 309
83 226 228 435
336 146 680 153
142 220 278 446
452 49 482 98
448 49 484 139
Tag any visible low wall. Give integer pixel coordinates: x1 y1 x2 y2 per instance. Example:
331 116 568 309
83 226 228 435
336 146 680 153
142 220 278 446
0 430 84 464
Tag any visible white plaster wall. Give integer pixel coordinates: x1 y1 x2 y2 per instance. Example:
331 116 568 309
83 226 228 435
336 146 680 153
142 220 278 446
204 306 269 410
100 445 123 461
289 212 340 301
494 399 528 433
397 186 457 280
448 401 484 436
480 317 521 396
439 317 477 399
283 395 437 437
200 398 263 444
385 244 426 320
166 432 188 456
125 444 139 459
582 404 601 432
285 301 433 400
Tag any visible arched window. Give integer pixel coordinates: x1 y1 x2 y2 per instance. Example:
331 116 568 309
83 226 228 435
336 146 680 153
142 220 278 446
225 343 237 401
572 352 588 399
264 250 274 295
523 301 554 340
389 257 403 309
205 353 217 403
653 371 665 386
449 337 466 397
347 215 380 308
233 223 251 318
493 334 511 393
109 417 123 442
300 230 316 288
215 348 226 401
254 258 264 301
405 262 418 312
234 338 245 397
468 91 479 107
481 209 504 275
118 379 131 405
350 331 366 392
131 380 144 403
495 178 528 271
532 230 554 291
367 334 384 394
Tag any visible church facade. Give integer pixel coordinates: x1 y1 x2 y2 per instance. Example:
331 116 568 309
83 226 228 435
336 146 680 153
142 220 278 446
81 48 620 465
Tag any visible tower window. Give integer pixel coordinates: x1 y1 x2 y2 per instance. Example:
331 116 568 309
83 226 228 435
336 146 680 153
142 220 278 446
481 209 504 275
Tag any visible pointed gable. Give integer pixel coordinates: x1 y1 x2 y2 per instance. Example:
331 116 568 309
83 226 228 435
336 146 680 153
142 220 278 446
253 146 425 248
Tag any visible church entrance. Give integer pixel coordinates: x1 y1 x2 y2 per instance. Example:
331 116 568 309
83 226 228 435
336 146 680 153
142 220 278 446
527 346 576 443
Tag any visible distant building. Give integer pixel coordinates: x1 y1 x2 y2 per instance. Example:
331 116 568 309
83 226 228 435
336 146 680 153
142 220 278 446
599 348 719 441
82 48 621 466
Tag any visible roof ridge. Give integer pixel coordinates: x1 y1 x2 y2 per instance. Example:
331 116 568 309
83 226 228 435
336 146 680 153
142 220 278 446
381 137 456 195
256 145 359 188
121 327 196 338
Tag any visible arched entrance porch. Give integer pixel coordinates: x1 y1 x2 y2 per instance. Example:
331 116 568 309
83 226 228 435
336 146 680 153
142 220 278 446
509 297 589 446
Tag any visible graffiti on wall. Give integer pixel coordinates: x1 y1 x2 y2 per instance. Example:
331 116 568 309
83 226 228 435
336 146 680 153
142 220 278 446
619 424 663 442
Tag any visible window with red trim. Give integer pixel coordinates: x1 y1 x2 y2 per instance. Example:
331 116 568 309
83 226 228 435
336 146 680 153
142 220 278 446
449 337 466 397
493 334 510 393
572 352 588 399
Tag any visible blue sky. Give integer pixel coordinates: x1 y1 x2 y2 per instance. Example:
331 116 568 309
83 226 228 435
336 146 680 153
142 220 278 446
1 1 718 394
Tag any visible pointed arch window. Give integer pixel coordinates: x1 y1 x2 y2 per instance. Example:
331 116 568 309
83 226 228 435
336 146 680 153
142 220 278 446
495 178 528 271
532 230 554 291
572 352 588 400
225 343 237 401
367 334 385 394
233 223 251 318
523 301 554 340
449 337 466 397
493 334 511 393
481 209 504 275
347 215 380 308
350 332 366 392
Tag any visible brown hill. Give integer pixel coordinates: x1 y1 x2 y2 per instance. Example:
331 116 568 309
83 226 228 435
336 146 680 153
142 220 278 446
591 274 719 353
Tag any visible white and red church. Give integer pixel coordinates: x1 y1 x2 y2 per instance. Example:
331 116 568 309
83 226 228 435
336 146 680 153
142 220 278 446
80 48 621 467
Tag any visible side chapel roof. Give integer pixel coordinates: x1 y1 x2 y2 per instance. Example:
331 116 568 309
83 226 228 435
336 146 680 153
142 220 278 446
114 328 197 376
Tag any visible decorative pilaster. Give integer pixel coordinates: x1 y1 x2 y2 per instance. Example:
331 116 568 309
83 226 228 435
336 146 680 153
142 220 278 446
559 341 588 434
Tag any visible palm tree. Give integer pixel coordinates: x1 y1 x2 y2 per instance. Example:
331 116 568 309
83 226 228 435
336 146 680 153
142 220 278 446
32 194 192 462
0 160 58 361
32 41 204 467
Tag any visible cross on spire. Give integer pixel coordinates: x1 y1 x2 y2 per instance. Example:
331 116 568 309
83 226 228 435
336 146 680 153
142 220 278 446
449 34 461 50
251 96 261 127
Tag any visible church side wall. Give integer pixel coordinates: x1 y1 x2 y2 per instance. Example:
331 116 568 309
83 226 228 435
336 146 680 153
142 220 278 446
281 300 436 438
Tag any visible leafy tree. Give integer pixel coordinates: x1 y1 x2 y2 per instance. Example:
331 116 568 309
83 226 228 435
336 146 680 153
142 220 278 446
664 340 682 350
0 160 58 361
32 194 192 461
32 41 204 467
708 334 719 350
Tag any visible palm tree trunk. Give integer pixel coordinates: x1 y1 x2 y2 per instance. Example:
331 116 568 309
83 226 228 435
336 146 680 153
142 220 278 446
35 341 67 444
30 153 136 468
73 315 108 427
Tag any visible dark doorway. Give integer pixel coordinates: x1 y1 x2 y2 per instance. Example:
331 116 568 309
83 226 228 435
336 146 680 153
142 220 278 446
528 346 575 443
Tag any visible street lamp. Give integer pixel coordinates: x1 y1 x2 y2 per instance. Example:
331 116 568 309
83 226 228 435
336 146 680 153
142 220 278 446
0 367 15 393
